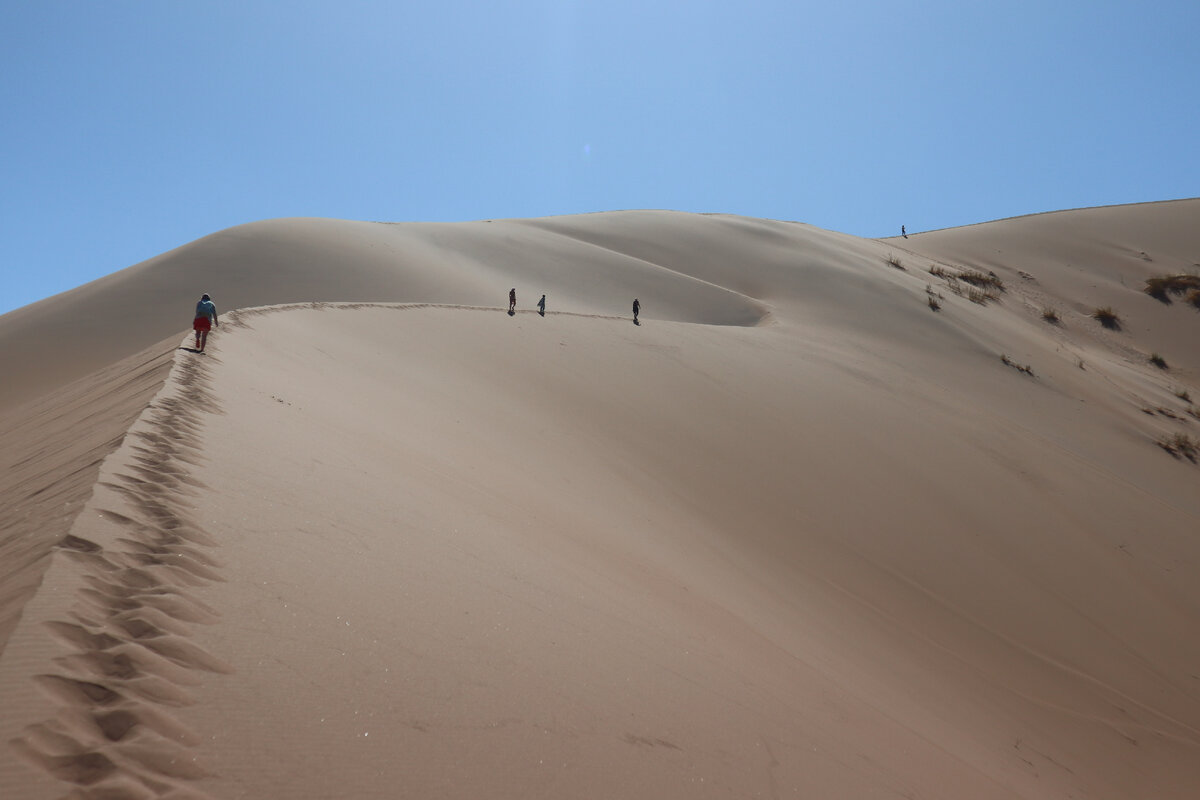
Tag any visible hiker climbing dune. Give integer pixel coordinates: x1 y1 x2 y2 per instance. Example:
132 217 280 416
193 293 218 352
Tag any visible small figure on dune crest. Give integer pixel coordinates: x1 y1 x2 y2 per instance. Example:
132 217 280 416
632 298 640 325
537 294 546 316
193 293 218 352
509 288 516 315
901 224 908 239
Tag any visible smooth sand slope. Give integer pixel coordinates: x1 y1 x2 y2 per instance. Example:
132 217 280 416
1 201 1199 798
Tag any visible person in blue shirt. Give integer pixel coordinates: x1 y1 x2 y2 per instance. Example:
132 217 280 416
193 293 218 351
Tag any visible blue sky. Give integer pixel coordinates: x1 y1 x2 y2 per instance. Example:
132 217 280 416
2 1 1198 315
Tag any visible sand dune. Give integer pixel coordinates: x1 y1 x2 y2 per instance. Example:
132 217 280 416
2 201 1199 798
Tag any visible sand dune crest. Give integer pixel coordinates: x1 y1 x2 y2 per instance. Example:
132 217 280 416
2 202 1199 798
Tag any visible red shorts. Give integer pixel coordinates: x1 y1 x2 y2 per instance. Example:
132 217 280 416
193 316 212 332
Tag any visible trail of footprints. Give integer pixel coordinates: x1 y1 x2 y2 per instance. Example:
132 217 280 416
11 349 231 799
10 302 607 796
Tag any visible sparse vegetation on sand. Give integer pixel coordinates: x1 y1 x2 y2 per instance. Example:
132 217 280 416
1041 307 1060 323
1091 306 1121 329
929 265 1003 305
929 265 1005 290
966 287 997 305
959 270 1005 291
1001 354 1034 376
1144 274 1200 303
1150 353 1168 369
1188 289 1200 310
1156 432 1199 462
1139 391 1197 423
885 254 905 270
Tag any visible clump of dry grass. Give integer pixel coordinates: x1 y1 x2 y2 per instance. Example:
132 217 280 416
1092 306 1121 329
1144 274 1200 303
926 285 942 311
1176 388 1192 403
1157 432 1199 462
929 265 1003 305
885 254 905 270
1041 307 1060 324
1001 354 1035 376
967 287 997 304
929 265 1005 290
958 270 1005 291
1150 353 1168 369
1187 289 1200 310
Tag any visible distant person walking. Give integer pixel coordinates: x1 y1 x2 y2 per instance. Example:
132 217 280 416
632 298 640 325
537 294 546 316
901 224 908 239
193 293 218 352
509 288 517 314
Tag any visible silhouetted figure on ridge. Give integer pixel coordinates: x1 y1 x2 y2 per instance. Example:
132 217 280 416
632 298 640 325
509 288 516 315
537 294 546 316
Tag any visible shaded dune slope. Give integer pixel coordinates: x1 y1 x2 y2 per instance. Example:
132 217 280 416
2 201 1200 798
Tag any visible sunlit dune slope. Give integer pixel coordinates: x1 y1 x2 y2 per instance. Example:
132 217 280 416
2 200 1199 799
1 213 801 411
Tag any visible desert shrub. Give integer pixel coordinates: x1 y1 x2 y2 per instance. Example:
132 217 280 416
1187 289 1200 310
1150 353 1168 369
1041 307 1060 323
968 287 999 305
1092 307 1121 329
958 270 1005 291
1157 433 1199 462
1144 274 1200 303
885 254 905 270
1176 388 1192 402
929 265 1004 291
925 285 942 311
1001 354 1034 376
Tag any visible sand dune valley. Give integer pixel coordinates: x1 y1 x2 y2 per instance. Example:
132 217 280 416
2 200 1200 799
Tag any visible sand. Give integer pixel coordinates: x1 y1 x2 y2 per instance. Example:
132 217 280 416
2 201 1199 798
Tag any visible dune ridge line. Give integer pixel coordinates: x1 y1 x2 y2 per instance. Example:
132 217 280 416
9 341 230 797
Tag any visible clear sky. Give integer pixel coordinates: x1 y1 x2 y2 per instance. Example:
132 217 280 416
2 1 1198 315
